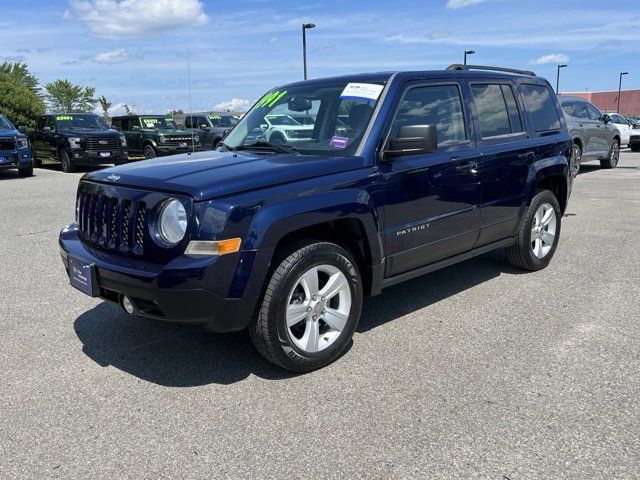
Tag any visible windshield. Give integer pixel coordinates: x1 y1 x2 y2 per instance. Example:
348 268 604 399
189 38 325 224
209 115 238 127
0 115 15 131
141 117 177 130
223 81 385 156
55 114 109 130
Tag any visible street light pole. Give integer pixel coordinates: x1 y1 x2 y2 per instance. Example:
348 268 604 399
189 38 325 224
302 23 316 80
556 64 567 94
617 71 628 114
464 50 475 66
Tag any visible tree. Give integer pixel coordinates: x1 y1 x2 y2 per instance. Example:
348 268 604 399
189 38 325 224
0 72 45 127
168 109 184 115
98 95 112 120
43 79 97 113
0 61 39 94
124 104 135 115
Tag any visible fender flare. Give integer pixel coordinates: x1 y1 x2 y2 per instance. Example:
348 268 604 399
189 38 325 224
524 155 570 210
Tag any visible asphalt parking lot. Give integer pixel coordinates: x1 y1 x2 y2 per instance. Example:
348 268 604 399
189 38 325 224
1 152 639 479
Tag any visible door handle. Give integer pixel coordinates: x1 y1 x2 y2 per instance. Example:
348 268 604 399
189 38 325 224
455 161 478 175
517 151 535 162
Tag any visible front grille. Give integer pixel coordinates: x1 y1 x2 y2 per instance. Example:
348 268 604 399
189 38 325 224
84 136 120 151
77 192 146 255
162 136 197 145
0 137 16 151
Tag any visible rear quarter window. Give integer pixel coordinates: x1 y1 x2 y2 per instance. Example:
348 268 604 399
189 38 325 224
521 84 561 132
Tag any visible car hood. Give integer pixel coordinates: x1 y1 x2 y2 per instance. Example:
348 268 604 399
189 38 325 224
0 129 23 137
60 129 120 136
83 150 365 201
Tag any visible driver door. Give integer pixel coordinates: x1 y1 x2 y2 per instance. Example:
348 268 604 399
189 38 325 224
380 81 481 277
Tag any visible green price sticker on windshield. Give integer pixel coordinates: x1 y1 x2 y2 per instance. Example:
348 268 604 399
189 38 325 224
257 90 287 108
165 118 173 122
209 115 221 120
56 115 73 121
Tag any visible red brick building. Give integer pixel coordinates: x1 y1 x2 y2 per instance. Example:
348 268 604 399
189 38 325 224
562 90 640 116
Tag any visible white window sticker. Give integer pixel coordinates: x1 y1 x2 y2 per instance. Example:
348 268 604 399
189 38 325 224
340 83 384 102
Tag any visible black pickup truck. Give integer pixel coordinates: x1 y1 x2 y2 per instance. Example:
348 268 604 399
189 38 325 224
29 114 128 173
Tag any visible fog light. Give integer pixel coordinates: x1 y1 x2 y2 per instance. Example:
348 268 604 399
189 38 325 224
122 296 135 314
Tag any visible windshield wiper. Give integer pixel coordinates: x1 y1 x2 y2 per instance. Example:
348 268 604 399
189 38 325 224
234 141 298 155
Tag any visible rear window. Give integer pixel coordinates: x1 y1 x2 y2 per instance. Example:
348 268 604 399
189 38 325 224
471 84 523 138
521 84 561 132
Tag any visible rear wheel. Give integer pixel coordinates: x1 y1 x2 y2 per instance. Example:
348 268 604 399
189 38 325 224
506 190 561 271
270 133 285 145
250 241 363 372
600 139 620 169
630 145 640 152
60 150 76 173
18 164 33 177
569 143 582 178
144 144 157 159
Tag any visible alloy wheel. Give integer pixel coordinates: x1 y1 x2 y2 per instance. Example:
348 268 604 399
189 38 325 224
285 264 352 353
530 202 557 259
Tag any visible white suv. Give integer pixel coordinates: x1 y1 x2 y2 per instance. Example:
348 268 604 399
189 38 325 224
261 114 314 144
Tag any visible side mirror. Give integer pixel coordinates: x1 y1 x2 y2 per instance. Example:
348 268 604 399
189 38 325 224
602 114 611 124
200 124 211 131
43 126 52 133
132 125 141 131
18 126 27 134
222 129 231 139
386 125 438 158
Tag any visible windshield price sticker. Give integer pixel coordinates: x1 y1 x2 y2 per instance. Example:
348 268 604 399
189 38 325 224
56 115 73 121
209 115 221 120
257 90 288 108
340 83 384 102
330 136 349 149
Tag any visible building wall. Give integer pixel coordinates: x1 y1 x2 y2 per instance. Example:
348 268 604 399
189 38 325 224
562 90 640 116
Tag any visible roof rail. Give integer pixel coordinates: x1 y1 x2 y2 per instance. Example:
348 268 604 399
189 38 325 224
446 64 536 76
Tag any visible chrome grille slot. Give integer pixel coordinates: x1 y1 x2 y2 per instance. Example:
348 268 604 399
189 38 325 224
84 136 120 151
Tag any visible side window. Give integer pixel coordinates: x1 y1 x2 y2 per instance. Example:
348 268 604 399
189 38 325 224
586 104 602 121
111 118 121 130
37 116 47 130
198 116 208 128
520 84 561 132
184 116 193 128
471 84 523 138
563 102 588 119
392 84 466 146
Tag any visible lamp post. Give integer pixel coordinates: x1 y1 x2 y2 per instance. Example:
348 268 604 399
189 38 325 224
617 71 628 113
302 23 316 80
463 50 475 66
556 64 567 94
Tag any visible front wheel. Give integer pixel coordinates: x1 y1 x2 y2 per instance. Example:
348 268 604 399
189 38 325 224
506 190 562 271
250 241 363 372
60 150 76 173
569 143 582 178
600 139 620 169
144 145 157 159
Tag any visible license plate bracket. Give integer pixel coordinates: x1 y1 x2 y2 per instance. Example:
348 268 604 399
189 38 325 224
68 257 99 297
99 152 111 158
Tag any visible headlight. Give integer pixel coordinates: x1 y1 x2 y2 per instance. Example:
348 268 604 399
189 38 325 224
119 134 127 147
17 137 29 149
68 137 82 149
157 199 187 244
159 136 167 144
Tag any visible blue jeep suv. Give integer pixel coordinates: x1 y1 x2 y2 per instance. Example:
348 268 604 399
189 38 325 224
0 114 33 177
59 65 572 372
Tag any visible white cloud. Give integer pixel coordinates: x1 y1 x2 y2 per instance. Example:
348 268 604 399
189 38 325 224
529 53 570 65
93 48 134 64
445 0 492 9
65 0 209 39
212 99 250 112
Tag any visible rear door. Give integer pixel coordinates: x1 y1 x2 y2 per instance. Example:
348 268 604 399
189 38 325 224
469 80 532 246
585 103 609 155
380 80 481 277
126 117 143 153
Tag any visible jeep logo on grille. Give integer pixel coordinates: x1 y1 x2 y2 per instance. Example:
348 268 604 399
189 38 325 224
99 140 109 145
106 174 120 182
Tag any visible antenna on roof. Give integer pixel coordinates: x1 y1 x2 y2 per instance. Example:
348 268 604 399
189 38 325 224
187 48 195 154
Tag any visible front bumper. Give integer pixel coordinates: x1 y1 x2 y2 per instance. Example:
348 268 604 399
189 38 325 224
59 224 258 332
0 149 32 169
70 149 129 165
630 135 640 147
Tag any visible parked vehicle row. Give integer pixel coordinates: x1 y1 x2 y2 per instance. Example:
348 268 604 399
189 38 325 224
59 64 573 371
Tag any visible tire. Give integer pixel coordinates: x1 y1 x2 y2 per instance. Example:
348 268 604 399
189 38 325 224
270 133 285 145
569 142 582 178
18 164 33 177
60 150 76 173
506 190 562 271
144 144 157 159
630 145 640 152
600 139 620 169
249 240 363 372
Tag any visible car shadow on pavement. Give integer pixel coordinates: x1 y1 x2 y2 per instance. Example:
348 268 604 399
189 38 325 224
74 250 518 386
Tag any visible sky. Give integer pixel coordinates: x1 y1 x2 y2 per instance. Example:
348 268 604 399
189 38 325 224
2 0 639 115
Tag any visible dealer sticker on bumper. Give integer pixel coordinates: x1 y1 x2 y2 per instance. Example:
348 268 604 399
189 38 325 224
68 257 98 297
